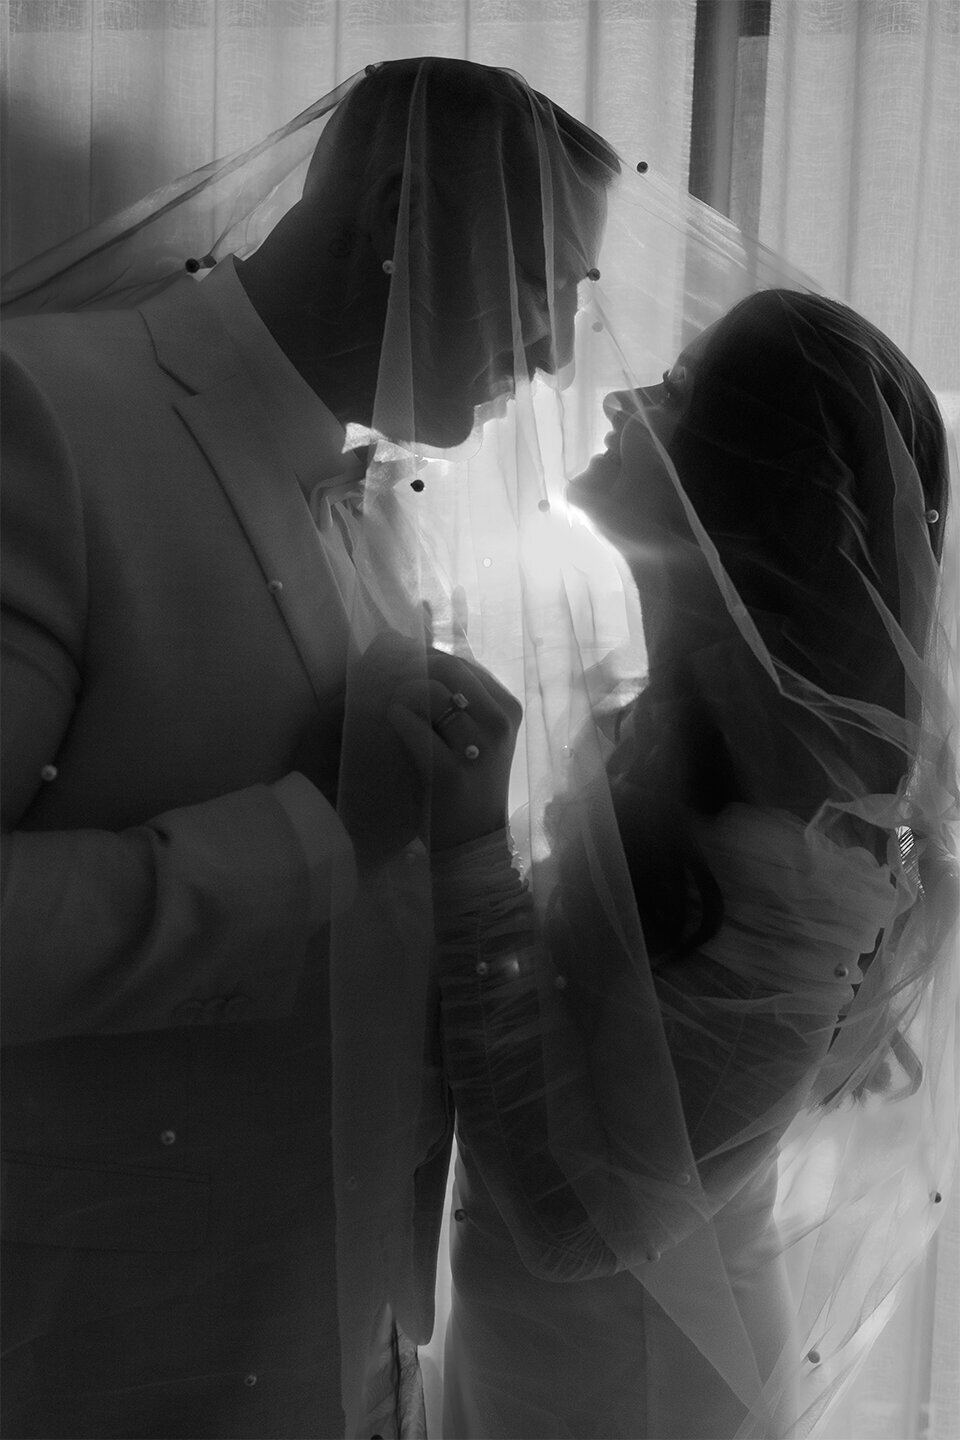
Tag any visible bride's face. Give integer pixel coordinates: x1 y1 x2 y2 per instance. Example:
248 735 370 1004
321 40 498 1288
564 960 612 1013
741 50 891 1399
569 321 739 665
566 323 716 553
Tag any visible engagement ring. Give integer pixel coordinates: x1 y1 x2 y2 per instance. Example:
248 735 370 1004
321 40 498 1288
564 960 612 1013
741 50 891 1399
434 692 470 730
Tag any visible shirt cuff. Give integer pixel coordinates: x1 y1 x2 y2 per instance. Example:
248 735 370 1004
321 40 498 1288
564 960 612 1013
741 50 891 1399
272 772 357 930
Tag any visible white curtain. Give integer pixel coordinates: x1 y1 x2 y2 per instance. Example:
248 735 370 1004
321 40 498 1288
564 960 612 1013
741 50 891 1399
2 4 956 1438
759 0 960 396
0 0 697 272
753 8 960 1436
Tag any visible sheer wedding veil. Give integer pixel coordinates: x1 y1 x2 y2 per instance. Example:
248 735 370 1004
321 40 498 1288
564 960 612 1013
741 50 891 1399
5 57 956 1438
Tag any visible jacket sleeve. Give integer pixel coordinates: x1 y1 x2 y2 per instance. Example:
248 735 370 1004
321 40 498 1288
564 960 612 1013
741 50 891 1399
1 347 356 1045
434 832 832 1282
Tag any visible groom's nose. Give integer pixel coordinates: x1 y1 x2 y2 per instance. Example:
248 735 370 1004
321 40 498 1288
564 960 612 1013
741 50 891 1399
524 296 578 378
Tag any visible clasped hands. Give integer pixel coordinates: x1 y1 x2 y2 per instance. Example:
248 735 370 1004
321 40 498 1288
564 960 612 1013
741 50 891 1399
323 633 522 866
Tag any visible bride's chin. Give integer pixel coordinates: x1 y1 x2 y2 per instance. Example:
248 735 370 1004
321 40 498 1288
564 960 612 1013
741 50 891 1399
566 449 620 511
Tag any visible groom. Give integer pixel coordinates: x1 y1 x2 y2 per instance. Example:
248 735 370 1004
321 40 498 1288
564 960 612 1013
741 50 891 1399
1 58 615 1439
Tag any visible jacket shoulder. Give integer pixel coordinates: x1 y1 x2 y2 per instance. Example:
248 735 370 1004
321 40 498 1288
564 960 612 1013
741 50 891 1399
3 306 146 354
3 308 155 403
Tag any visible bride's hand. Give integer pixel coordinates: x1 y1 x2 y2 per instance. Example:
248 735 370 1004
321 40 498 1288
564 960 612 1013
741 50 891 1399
387 650 522 852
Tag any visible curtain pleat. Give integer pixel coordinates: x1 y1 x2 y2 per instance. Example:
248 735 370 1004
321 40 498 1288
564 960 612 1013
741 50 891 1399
1 0 697 271
759 0 960 393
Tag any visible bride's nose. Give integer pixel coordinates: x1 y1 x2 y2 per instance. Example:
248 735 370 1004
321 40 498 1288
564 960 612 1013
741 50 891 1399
602 389 642 425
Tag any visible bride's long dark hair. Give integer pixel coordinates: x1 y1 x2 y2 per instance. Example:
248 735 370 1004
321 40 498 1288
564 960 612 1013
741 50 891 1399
599 290 949 964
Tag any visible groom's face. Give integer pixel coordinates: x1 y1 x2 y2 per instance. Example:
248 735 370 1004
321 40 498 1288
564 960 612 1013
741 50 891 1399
408 181 606 450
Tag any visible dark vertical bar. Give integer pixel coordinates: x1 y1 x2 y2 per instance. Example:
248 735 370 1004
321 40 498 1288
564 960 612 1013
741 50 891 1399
688 0 744 217
728 0 771 235
682 1 771 346
741 0 771 37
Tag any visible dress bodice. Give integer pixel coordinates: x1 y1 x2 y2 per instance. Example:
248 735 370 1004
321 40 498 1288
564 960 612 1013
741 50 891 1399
690 805 897 1005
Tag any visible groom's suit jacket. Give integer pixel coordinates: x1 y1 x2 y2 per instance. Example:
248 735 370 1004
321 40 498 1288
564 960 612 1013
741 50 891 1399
0 275 451 1439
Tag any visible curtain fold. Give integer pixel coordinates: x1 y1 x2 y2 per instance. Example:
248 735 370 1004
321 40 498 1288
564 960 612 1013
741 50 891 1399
1 0 697 272
930 1184 960 1440
759 0 960 394
755 12 959 1431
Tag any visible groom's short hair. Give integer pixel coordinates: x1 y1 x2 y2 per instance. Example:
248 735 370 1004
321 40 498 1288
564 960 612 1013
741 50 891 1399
303 56 620 209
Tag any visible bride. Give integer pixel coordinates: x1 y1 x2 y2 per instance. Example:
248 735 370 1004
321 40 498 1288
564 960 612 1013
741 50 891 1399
375 288 957 1438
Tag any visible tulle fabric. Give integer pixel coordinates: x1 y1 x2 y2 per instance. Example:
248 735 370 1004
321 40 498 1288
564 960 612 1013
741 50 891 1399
5 58 956 1439
425 285 958 1435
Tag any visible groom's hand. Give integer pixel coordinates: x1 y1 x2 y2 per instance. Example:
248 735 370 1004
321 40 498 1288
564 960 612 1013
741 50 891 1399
387 650 522 851
336 632 433 869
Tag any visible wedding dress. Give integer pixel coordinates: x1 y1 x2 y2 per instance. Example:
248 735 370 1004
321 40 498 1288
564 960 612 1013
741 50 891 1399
433 811 900 1438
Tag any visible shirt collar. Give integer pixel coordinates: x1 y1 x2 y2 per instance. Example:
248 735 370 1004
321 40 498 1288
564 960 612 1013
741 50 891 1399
197 256 365 502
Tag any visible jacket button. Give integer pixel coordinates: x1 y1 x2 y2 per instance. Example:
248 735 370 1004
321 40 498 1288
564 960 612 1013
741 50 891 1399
454 1208 467 1222
243 1373 257 1386
160 1130 176 1146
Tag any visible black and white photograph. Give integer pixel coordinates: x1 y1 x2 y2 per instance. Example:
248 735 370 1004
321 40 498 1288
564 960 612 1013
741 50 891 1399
2 4 958 1438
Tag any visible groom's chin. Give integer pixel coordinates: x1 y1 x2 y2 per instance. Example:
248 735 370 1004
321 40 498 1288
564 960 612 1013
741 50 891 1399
414 400 482 453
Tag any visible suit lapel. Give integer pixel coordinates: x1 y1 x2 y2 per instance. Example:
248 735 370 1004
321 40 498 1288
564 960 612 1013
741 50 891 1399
140 278 354 707
180 379 357 704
